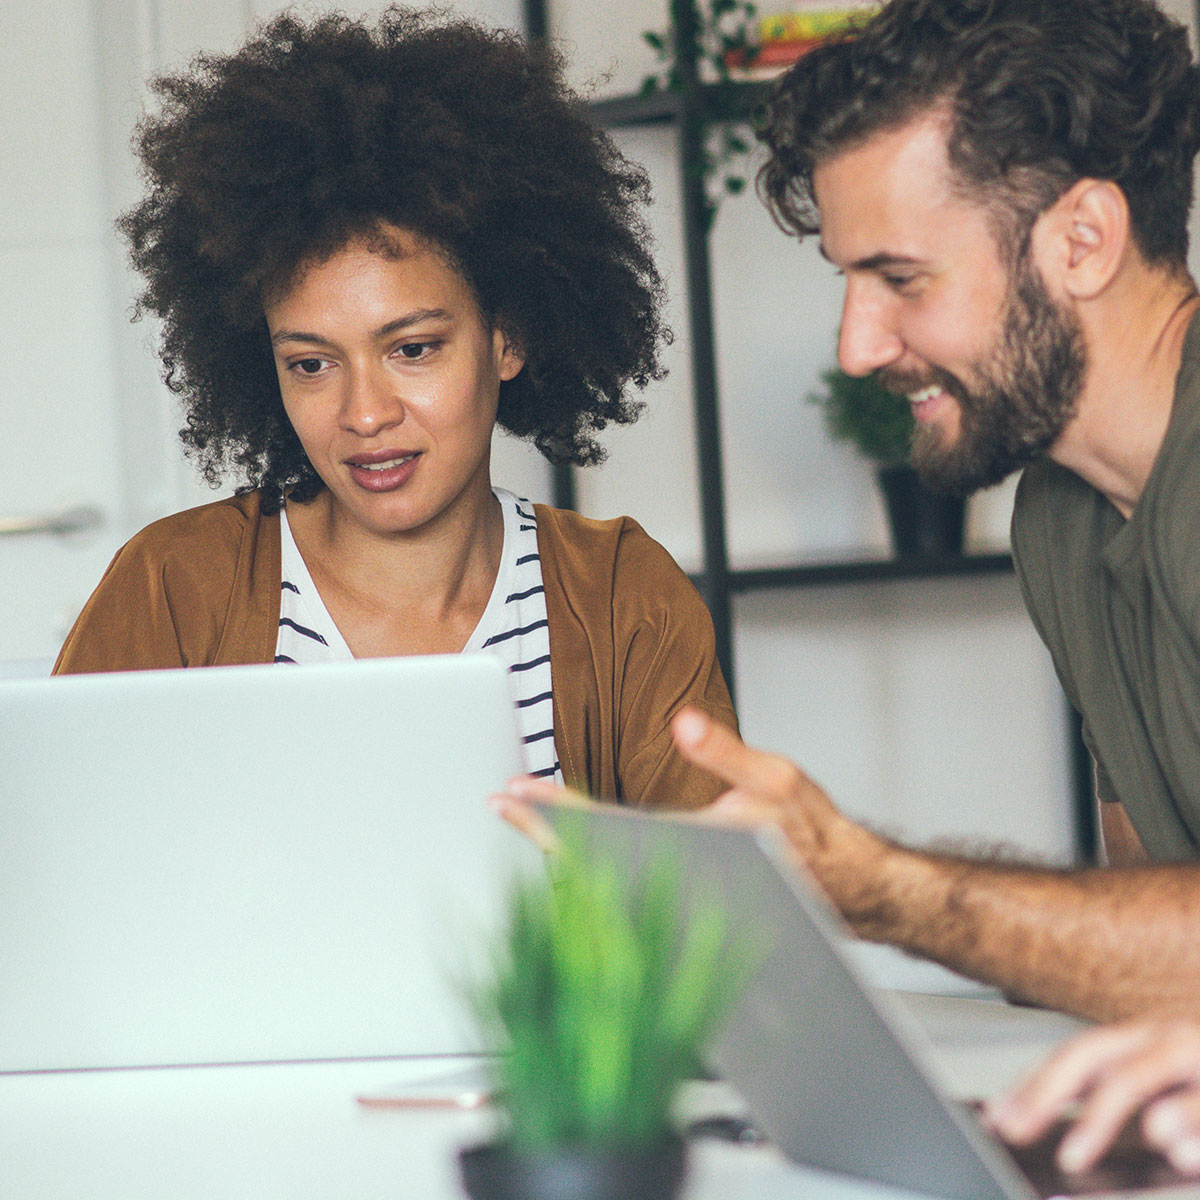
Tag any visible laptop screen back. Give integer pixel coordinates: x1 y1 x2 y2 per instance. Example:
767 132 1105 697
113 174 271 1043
0 655 538 1071
534 803 1033 1200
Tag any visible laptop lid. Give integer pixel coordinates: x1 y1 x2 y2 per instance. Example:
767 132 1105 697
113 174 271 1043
1 655 539 1072
533 801 1040 1200
538 803 1200 1199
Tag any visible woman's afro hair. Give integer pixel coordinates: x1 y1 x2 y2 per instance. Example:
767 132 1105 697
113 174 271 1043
120 7 670 506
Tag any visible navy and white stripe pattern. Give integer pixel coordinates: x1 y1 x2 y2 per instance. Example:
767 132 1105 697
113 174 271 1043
275 490 561 782
276 513 354 663
463 490 560 782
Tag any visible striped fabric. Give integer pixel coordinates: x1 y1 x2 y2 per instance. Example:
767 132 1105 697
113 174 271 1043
276 489 561 782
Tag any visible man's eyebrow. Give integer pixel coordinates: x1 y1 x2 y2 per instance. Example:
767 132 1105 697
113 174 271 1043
817 243 924 273
270 308 452 347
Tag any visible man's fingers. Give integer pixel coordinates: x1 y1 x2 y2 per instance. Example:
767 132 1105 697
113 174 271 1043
1058 1029 1200 1172
489 795 560 854
988 1022 1155 1144
487 775 591 855
990 1019 1200 1176
499 775 588 808
1144 1092 1200 1174
1056 1056 1170 1173
672 707 805 799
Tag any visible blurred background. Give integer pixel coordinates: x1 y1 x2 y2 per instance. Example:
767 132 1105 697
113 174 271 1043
6 0 1196 863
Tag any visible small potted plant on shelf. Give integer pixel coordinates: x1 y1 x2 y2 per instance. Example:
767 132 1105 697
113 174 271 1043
808 366 967 558
457 827 747 1200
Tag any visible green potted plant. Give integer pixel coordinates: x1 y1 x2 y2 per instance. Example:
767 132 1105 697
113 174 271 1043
457 828 747 1200
808 366 966 558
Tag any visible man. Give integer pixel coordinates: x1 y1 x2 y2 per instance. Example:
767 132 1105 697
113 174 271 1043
502 0 1200 1022
661 0 1200 1024
498 0 1200 1167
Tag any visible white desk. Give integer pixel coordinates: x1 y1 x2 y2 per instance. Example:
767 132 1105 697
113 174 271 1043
0 992 1090 1200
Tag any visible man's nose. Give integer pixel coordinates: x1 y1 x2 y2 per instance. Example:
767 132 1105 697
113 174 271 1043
837 283 904 378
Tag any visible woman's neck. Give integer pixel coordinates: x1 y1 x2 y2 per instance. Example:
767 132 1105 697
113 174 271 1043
284 484 505 657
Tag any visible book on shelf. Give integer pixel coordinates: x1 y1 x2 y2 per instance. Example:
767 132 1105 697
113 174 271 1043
721 5 880 80
757 5 880 44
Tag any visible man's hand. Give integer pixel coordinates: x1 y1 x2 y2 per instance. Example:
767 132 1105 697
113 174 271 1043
670 706 891 924
489 775 587 854
987 1017 1200 1174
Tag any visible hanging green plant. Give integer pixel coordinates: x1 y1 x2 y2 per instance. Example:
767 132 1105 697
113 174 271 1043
639 0 763 229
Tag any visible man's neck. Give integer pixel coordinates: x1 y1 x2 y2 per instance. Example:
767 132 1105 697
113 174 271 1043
1050 270 1200 518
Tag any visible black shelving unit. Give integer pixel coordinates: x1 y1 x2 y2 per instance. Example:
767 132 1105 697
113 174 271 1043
525 0 1097 862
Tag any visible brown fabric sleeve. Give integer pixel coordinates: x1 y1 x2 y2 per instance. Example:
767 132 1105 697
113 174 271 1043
536 505 737 808
53 493 281 674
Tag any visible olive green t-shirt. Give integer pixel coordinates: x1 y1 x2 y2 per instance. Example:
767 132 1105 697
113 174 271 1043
1012 312 1200 863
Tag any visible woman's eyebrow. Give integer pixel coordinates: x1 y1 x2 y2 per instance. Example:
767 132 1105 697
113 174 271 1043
372 309 452 339
269 308 453 348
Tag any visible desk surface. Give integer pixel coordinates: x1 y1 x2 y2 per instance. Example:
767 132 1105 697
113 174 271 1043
0 992 1091 1200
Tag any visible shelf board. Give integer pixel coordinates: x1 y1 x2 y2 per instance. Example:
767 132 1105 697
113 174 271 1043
590 81 772 130
709 552 1014 592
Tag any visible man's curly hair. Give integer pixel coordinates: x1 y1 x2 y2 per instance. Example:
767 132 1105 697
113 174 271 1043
120 7 669 509
758 0 1200 267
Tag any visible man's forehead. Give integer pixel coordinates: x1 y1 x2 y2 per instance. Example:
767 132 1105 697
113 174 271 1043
812 111 989 266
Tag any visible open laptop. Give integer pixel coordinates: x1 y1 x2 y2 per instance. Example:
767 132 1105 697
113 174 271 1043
0 654 540 1072
534 801 1195 1200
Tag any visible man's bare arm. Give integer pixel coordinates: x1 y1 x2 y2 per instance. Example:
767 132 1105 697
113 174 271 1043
670 707 1200 1022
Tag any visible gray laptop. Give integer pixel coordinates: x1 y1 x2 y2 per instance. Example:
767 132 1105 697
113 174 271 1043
0 654 539 1072
535 802 1195 1200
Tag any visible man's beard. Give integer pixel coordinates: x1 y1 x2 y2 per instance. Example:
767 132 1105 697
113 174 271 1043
880 260 1087 496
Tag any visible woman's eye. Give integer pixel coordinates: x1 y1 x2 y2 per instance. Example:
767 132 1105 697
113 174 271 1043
396 340 438 360
291 357 328 375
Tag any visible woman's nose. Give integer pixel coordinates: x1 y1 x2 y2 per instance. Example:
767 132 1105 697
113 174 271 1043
339 368 406 436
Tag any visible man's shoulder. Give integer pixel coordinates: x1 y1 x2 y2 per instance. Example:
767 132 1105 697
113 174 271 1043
1011 460 1093 554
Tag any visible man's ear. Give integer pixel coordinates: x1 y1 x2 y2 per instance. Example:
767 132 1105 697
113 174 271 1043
1032 179 1130 301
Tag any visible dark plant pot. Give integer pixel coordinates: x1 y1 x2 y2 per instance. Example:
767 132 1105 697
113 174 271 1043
458 1136 687 1200
876 464 966 559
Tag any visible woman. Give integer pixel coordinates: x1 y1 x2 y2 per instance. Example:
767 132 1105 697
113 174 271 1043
55 8 735 806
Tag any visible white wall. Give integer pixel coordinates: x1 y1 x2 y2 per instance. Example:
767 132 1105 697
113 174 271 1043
0 0 130 665
13 0 1196 859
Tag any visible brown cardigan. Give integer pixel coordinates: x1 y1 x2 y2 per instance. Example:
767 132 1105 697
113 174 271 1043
54 492 737 808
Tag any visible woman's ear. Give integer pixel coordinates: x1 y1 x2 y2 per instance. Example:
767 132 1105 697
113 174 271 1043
1032 178 1130 301
494 326 525 381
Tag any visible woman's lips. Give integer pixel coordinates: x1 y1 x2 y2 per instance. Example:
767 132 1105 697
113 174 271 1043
346 452 421 492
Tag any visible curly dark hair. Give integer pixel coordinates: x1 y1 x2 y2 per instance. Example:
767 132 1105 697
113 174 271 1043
120 7 668 509
758 0 1200 266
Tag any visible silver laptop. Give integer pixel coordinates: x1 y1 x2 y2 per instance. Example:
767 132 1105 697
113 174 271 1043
0 654 539 1072
535 802 1195 1200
